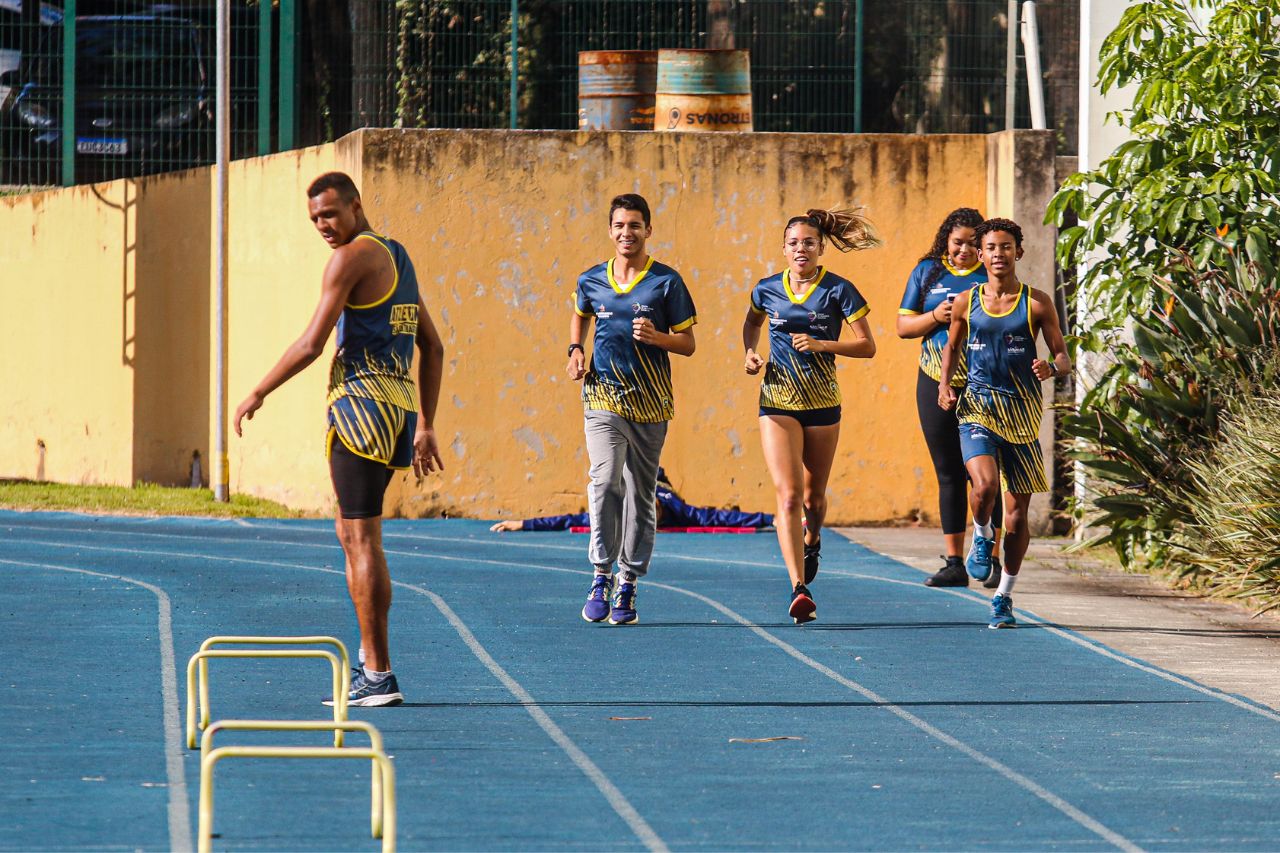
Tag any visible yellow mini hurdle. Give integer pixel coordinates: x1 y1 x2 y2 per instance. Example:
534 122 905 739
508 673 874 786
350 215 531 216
198 741 396 853
186 637 351 748
200 719 394 844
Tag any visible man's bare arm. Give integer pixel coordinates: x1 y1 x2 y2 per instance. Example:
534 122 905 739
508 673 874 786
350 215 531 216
413 297 446 476
234 244 373 434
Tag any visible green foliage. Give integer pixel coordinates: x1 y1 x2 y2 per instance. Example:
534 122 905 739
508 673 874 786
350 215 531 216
1064 257 1280 565
1046 0 1280 320
1049 0 1280 577
1179 378 1280 613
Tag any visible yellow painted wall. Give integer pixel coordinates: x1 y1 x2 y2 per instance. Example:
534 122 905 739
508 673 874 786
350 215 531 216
1 182 139 484
0 128 1056 525
355 129 1006 524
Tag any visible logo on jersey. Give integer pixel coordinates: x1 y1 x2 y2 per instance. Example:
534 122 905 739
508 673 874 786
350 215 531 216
632 302 653 315
1003 332 1028 355
596 309 614 319
968 337 986 351
390 303 418 336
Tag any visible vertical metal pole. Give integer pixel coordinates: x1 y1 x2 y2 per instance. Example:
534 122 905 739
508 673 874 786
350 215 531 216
1022 2 1047 129
509 0 518 129
1005 0 1018 130
278 0 295 150
257 0 273 155
60 0 76 187
853 0 863 132
214 0 230 502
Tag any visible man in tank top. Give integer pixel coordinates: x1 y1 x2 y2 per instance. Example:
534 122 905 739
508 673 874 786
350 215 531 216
235 172 445 705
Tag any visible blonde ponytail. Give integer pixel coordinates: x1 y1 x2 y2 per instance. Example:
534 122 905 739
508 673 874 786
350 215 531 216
803 206 882 253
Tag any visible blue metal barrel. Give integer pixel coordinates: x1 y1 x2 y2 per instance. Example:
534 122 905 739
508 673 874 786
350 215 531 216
655 49 753 132
578 51 658 131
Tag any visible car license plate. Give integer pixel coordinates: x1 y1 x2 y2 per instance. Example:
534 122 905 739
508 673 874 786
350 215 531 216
76 138 128 155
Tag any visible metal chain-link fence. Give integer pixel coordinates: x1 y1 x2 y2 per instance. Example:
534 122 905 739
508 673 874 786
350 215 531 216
0 0 1078 187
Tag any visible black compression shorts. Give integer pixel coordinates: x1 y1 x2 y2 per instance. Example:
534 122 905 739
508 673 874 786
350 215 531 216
328 432 397 519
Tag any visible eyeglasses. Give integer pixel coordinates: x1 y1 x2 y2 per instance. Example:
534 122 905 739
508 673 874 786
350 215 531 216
785 239 821 250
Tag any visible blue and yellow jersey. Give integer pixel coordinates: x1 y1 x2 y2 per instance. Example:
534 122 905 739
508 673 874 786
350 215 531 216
749 268 869 411
898 258 986 385
575 257 698 423
327 231 420 414
956 283 1043 443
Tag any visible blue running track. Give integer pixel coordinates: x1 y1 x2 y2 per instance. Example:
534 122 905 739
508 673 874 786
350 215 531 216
2 510 1278 851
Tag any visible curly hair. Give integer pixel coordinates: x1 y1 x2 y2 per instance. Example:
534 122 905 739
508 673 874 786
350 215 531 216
974 217 1024 248
785 207 882 253
919 207 984 263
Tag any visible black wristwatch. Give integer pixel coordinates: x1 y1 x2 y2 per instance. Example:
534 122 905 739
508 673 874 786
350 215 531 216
567 343 584 357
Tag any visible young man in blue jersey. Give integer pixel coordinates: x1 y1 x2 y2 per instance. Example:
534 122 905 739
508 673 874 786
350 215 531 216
937 218 1070 628
567 193 698 625
234 171 445 703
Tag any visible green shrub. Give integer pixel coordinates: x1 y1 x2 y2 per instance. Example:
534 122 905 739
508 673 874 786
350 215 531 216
1062 255 1280 568
1178 379 1280 613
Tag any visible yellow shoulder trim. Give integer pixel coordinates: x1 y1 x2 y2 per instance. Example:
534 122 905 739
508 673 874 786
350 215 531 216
1026 284 1037 338
783 267 826 304
608 256 654 294
671 315 698 332
750 303 767 315
898 308 922 316
574 305 593 318
846 305 870 323
347 233 399 310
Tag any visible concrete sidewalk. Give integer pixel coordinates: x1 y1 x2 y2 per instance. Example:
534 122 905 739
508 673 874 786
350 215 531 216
837 526 1280 712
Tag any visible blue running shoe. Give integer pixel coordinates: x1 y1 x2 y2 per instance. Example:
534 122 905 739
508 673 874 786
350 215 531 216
609 582 638 625
965 534 995 581
582 573 613 623
789 583 816 624
323 668 404 707
989 593 1016 629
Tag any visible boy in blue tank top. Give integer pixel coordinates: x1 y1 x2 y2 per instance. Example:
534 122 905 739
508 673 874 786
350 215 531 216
938 218 1071 629
234 172 446 705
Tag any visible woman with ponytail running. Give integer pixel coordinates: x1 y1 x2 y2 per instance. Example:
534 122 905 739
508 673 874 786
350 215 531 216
743 208 879 624
897 208 1003 589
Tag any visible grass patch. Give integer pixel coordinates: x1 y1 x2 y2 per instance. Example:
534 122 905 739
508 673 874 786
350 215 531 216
0 480 309 519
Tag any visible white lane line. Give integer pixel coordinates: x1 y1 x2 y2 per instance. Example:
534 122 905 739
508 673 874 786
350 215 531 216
8 518 1277 725
825 572 1280 725
0 557 193 853
640 578 1142 853
8 539 667 852
12 536 1137 851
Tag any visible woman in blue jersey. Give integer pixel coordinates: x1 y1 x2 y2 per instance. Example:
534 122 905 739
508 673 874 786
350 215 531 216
743 208 879 623
939 218 1071 629
897 208 1003 589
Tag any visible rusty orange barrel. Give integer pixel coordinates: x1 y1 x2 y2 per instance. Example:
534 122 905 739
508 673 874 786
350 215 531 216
655 49 752 132
578 51 658 131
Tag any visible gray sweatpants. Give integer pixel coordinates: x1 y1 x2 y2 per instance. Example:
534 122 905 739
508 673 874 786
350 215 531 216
583 409 669 578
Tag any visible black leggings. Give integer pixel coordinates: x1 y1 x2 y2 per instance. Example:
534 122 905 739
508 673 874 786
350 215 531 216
915 370 1001 535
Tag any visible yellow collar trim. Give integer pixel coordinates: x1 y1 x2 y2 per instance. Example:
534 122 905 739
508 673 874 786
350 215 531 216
783 267 826 304
608 257 654 294
977 282 1025 318
942 258 982 276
